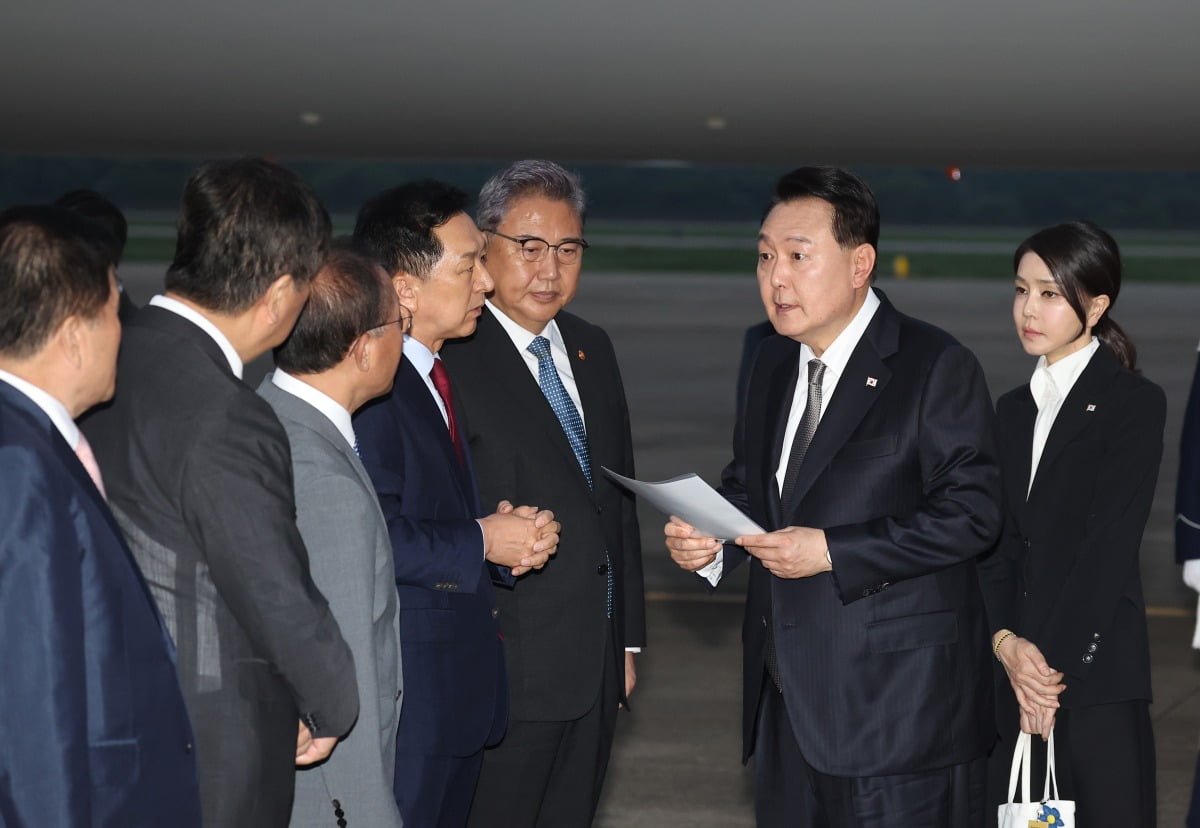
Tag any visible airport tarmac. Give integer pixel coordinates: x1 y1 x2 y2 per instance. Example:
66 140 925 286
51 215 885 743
121 265 1199 824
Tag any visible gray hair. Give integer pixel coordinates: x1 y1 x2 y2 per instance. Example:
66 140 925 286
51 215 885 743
476 160 587 231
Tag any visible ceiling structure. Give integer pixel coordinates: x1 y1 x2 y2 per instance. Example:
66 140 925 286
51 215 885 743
2 0 1197 167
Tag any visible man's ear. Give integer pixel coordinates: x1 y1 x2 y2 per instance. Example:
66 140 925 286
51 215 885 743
348 332 373 373
851 243 876 288
55 315 86 370
263 273 299 324
393 273 419 315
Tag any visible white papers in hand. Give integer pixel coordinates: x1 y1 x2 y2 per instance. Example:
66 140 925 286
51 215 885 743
601 467 763 541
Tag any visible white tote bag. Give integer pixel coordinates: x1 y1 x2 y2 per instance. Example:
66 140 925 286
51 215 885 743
997 729 1076 827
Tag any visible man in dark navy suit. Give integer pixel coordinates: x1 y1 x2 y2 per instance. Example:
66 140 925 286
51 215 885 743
352 181 560 828
667 167 1001 827
0 205 201 827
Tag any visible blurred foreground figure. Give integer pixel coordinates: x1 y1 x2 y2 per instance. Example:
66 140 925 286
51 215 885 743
0 205 201 827
83 158 358 827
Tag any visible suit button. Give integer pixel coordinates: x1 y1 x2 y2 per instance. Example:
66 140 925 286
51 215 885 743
1093 632 1101 640
1082 654 1094 664
761 615 767 627
491 608 499 619
597 563 609 574
1087 643 1098 653
1023 538 1031 549
185 742 193 753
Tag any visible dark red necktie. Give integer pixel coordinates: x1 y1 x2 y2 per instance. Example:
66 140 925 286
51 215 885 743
429 358 464 464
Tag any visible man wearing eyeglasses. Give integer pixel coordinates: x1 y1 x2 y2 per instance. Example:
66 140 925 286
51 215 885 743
258 245 408 828
442 160 646 828
352 180 561 828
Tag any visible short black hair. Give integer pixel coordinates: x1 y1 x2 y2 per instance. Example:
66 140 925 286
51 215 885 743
274 247 394 375
165 157 331 313
0 205 113 359
767 166 880 252
52 188 128 267
353 180 468 279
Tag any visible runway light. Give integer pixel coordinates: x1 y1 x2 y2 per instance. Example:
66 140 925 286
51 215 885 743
945 164 962 181
299 112 322 126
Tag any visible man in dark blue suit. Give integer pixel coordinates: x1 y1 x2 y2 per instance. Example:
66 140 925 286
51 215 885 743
0 205 201 827
667 168 1000 827
352 181 560 828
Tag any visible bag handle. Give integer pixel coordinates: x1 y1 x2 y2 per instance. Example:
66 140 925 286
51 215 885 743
1042 727 1061 802
1006 730 1032 805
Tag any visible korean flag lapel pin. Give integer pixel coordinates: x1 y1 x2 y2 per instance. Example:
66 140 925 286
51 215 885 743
865 376 878 388
1086 403 1096 412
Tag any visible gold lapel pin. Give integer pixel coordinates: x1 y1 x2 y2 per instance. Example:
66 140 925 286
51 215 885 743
865 377 877 387
577 349 586 361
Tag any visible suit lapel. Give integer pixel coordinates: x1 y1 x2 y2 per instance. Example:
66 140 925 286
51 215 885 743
475 308 592 490
1029 345 1119 498
397 357 474 503
1004 388 1037 513
780 294 899 521
759 342 801 530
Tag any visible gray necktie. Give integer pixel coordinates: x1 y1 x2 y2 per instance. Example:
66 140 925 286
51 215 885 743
779 359 827 512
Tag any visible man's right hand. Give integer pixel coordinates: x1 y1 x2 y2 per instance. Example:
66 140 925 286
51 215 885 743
295 721 338 766
665 516 721 572
480 500 560 576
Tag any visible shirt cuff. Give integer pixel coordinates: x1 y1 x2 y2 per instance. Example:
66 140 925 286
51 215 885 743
697 550 724 586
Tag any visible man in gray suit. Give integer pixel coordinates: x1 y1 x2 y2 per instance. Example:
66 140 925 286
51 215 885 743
258 245 408 828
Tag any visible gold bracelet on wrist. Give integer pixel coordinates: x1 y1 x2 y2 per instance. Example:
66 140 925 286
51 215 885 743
993 630 1015 660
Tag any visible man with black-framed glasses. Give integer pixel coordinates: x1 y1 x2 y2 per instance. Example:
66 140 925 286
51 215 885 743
443 159 646 828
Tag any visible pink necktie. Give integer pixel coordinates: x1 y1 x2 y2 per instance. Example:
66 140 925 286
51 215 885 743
75 432 107 499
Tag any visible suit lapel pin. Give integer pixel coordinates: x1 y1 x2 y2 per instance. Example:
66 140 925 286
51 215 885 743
577 349 586 361
865 377 877 387
1086 404 1096 412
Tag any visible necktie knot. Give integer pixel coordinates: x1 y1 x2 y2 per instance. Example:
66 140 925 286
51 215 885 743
807 358 827 388
527 335 552 362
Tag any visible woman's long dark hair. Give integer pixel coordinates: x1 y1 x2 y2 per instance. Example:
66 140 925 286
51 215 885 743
1014 220 1137 370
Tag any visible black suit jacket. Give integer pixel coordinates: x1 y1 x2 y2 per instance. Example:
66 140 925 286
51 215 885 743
979 343 1164 710
720 290 1001 777
442 307 646 721
83 306 357 827
1 381 201 827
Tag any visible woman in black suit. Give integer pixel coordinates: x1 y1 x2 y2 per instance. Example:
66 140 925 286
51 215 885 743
981 221 1165 826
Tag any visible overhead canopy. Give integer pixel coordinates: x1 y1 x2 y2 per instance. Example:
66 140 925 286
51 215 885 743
3 0 1197 167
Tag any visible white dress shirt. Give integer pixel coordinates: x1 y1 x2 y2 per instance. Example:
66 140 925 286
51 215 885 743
149 294 244 379
1027 337 1099 494
700 288 881 586
485 300 586 428
0 370 80 449
270 369 357 450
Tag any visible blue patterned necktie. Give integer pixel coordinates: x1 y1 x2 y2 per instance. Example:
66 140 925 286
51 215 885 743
527 335 612 617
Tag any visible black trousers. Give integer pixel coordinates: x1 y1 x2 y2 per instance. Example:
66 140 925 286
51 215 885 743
987 700 1156 827
754 682 986 828
466 628 621 828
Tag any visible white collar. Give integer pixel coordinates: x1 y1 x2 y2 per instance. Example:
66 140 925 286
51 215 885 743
799 287 881 376
0 370 80 448
1030 337 1099 410
270 369 356 449
485 299 566 353
149 294 244 379
403 335 437 377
